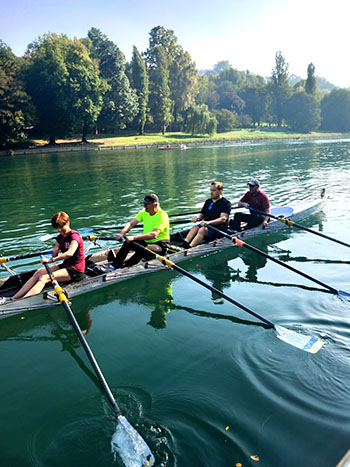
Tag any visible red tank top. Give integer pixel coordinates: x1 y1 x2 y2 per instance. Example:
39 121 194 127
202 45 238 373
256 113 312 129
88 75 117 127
56 230 85 272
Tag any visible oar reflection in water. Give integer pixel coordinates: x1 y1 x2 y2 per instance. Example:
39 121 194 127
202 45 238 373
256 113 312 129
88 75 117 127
205 224 350 302
124 240 325 354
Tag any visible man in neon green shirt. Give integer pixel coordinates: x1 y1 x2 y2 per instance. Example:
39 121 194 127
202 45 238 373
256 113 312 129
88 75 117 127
111 194 170 268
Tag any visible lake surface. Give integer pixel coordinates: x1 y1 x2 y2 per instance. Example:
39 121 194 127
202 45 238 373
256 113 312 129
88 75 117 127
1 140 350 466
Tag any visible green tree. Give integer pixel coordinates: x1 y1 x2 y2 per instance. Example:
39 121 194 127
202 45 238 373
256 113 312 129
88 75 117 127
0 41 35 148
185 104 215 135
212 109 238 132
148 45 172 134
269 51 291 126
305 63 317 94
129 46 149 135
321 89 350 131
169 48 198 127
145 26 198 128
25 33 106 144
87 27 138 132
212 60 231 75
285 91 321 132
145 26 180 67
239 85 268 126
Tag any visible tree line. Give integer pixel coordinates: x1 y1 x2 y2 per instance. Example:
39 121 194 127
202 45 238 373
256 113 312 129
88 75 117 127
1 25 350 148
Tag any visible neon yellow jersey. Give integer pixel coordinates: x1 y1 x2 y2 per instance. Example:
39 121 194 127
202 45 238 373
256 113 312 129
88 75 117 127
135 207 170 243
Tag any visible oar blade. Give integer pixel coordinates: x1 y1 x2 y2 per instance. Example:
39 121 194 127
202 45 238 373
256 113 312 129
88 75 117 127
112 415 154 467
275 325 324 354
338 290 350 303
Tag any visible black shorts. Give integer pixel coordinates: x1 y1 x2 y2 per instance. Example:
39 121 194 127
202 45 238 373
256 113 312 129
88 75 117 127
58 264 86 282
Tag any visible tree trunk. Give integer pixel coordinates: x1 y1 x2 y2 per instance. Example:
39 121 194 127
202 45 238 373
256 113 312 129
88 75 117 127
82 125 89 143
49 135 56 145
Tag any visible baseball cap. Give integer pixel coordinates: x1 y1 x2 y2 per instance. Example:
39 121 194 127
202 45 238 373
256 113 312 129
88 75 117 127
247 178 260 186
142 193 159 204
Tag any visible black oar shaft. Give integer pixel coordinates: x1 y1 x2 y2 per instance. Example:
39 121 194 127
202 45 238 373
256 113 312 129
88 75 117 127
205 225 338 294
0 250 52 263
131 241 275 328
248 207 350 249
43 262 122 417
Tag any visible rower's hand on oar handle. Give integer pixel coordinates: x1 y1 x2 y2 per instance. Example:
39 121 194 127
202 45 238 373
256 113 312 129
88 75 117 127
115 234 124 242
40 255 51 264
192 216 199 222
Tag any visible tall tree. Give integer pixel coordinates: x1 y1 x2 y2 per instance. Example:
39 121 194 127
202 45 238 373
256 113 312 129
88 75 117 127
269 51 291 126
25 33 106 144
169 49 198 126
0 41 35 147
285 91 321 132
148 45 172 134
305 63 317 94
86 28 138 132
239 85 268 126
145 26 198 129
144 26 180 67
129 46 149 135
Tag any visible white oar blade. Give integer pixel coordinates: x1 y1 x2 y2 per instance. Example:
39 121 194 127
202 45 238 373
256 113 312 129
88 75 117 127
275 325 324 354
39 234 53 242
111 415 154 467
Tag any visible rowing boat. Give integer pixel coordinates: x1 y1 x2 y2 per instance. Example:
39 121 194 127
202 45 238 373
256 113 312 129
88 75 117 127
0 193 326 318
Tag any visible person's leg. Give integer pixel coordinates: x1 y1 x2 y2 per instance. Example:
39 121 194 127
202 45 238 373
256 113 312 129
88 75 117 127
122 241 149 267
13 266 70 299
231 212 252 232
244 214 264 230
12 265 60 299
112 241 133 268
190 226 208 247
183 225 200 245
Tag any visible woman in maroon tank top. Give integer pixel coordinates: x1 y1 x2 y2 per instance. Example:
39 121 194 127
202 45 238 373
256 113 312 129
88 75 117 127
11 212 85 300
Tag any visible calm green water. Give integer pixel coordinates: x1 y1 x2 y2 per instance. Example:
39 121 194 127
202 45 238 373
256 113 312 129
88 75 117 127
1 140 350 466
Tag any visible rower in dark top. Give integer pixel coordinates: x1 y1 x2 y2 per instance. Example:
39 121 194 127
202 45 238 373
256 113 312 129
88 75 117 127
231 178 270 232
182 181 231 248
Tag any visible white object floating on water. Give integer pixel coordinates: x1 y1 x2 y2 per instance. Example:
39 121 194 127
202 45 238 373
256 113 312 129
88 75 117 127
111 415 154 467
275 326 324 354
39 234 53 242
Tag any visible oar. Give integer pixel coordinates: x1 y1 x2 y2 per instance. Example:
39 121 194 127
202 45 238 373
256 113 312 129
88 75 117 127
106 239 323 354
79 206 243 233
42 261 155 466
247 206 350 249
0 249 53 264
205 224 350 302
169 205 242 218
79 219 193 233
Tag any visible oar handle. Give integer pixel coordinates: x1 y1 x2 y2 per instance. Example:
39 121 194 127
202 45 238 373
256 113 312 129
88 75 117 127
131 241 275 328
43 261 122 417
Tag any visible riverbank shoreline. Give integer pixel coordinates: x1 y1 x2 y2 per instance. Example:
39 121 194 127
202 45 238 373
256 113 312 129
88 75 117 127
1 132 350 156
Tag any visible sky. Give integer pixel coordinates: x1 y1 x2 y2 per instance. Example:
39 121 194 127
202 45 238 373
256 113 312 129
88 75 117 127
1 0 349 87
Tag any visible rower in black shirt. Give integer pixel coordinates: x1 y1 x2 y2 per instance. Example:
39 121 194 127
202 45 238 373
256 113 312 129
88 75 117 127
182 181 231 248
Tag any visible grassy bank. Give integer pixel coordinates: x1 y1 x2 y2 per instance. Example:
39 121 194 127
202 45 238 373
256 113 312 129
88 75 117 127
31 129 350 148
